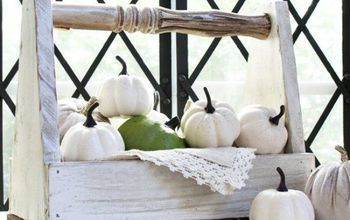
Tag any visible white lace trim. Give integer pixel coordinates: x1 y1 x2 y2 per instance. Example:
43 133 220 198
119 147 256 195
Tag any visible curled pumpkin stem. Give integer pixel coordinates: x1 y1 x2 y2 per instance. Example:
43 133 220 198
165 116 180 130
204 87 215 113
116 56 127 76
80 96 98 116
80 97 109 123
269 105 285 126
83 102 99 128
335 145 349 162
276 167 288 192
153 91 160 110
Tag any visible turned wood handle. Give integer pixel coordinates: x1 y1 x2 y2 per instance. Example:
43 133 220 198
52 3 271 39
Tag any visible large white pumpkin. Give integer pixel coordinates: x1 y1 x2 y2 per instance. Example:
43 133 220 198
61 102 125 161
98 56 153 117
180 87 240 148
236 105 288 154
58 97 109 142
305 145 350 220
250 167 314 220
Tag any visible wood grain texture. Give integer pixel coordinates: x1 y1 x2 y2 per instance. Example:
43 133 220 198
10 0 58 219
275 1 305 153
36 0 60 163
52 3 271 39
48 153 314 220
244 1 305 153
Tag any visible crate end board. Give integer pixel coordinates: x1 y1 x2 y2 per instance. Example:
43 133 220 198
48 153 314 220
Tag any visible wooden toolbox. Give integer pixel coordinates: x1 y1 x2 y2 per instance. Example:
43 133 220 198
8 0 314 219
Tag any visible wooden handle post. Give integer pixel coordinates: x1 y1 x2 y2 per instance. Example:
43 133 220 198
52 3 271 39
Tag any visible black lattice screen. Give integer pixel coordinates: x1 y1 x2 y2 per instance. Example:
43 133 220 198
0 1 348 217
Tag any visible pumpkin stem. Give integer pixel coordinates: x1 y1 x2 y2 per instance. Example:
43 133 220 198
335 145 349 162
83 102 99 128
80 96 109 123
269 105 285 126
276 167 288 192
204 87 215 113
165 116 180 130
80 96 98 116
116 56 128 76
153 91 160 110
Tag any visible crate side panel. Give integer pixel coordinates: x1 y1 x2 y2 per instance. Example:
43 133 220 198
48 153 314 220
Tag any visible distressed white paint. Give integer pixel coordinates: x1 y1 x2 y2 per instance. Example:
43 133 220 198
9 0 59 219
48 153 314 220
244 1 305 153
35 0 60 163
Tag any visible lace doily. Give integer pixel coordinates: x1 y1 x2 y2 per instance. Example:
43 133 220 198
110 147 256 195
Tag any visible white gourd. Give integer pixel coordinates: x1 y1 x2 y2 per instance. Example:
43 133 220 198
147 91 169 123
180 87 240 148
147 110 169 124
58 97 109 142
250 167 315 220
112 92 169 129
236 105 288 154
98 56 153 117
305 145 350 220
61 102 125 161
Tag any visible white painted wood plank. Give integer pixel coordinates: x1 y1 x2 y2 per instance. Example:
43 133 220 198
244 1 305 153
275 1 305 154
10 0 58 219
35 0 60 163
48 153 314 220
0 212 7 220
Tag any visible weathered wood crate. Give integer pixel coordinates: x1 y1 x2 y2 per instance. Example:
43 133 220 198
8 0 314 219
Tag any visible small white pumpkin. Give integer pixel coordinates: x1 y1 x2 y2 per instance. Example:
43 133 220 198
147 91 169 123
98 56 153 117
61 102 125 161
250 167 315 220
236 105 288 154
305 145 350 220
112 91 169 129
58 97 109 142
180 87 240 148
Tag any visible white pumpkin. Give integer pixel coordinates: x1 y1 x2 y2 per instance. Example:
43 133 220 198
236 105 288 154
180 87 240 148
61 102 125 161
58 97 109 142
250 167 314 220
147 91 169 123
112 91 169 129
305 145 350 220
98 56 153 117
112 91 177 131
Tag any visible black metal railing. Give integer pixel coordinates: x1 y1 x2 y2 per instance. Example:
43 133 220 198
0 0 347 217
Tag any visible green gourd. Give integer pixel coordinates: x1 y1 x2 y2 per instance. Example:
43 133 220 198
118 116 186 151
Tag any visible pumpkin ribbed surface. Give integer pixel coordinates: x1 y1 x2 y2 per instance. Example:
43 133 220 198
305 161 350 220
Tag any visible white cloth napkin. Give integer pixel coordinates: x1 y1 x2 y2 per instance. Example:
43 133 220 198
109 147 256 195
